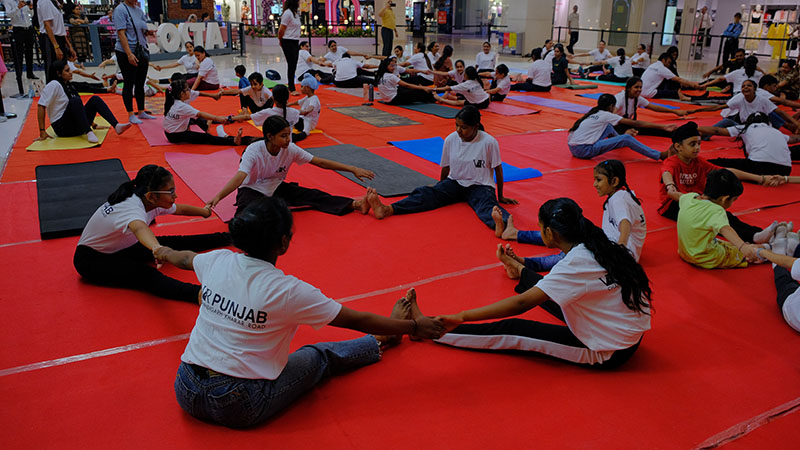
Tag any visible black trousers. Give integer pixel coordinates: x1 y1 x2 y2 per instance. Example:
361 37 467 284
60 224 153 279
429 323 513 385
333 76 375 88
632 68 645 78
12 26 36 77
299 69 334 85
661 200 762 243
116 50 149 113
567 31 579 54
73 232 230 303
774 246 800 309
614 123 672 138
241 95 273 113
790 144 800 161
381 26 394 57
165 130 257 146
51 96 118 137
722 38 739 70
386 86 436 105
510 81 550 92
281 38 300 92
71 81 110 94
235 184 354 217
708 157 792 176
403 74 434 86
41 34 68 82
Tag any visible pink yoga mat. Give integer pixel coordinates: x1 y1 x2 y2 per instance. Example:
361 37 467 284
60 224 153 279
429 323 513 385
164 149 240 222
485 102 540 116
138 116 203 147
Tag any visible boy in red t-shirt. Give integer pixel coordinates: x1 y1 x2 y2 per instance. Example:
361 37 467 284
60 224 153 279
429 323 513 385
659 122 786 242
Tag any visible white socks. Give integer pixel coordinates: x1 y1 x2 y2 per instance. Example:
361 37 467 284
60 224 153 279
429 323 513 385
129 115 142 124
87 131 99 143
138 112 156 120
216 125 228 137
753 221 778 244
115 123 132 135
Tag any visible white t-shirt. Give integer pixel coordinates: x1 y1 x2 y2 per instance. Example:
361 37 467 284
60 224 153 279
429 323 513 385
567 110 623 146
589 48 612 62
38 80 70 122
323 46 349 63
238 141 314 196
781 260 800 333
494 76 511 96
451 79 489 105
241 85 273 107
164 100 200 133
187 89 201 103
251 106 301 130
77 195 176 254
178 54 199 72
280 9 301 40
528 59 552 87
407 52 434 81
392 64 406 76
726 123 791 167
299 95 321 132
724 92 777 121
475 51 496 70
181 249 342 380
607 56 633 78
631 51 650 69
640 61 675 98
535 244 651 353
724 68 764 93
441 130 501 188
333 58 362 81
447 68 465 84
37 0 66 36
613 90 650 118
378 72 401 101
197 58 219 85
542 47 555 63
602 190 646 261
297 49 314 75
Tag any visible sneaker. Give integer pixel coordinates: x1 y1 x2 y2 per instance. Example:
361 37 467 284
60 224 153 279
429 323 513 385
115 123 132 134
87 131 99 143
129 115 143 124
138 111 156 120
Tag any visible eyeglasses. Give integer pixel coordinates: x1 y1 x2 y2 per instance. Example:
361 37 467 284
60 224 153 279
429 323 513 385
150 188 177 196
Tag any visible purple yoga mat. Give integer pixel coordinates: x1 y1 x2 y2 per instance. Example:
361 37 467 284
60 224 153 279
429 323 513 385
165 149 240 222
485 102 540 116
137 116 203 147
507 96 591 114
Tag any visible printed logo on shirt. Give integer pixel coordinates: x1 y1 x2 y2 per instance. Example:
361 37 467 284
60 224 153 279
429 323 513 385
473 160 486 168
598 275 620 291
201 286 268 329
276 166 288 173
679 172 698 185
101 202 114 217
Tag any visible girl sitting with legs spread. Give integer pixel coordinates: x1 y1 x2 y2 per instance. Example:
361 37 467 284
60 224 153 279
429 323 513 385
433 66 491 109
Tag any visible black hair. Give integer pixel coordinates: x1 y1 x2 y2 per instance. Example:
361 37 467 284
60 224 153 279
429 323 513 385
283 0 299 14
427 41 437 53
667 45 678 58
394 45 403 52
108 165 173 205
482 41 491 47
464 65 479 81
570 94 616 132
622 76 642 119
341 52 351 59
200 12 209 20
704 169 743 199
375 56 396 85
734 12 742 18
594 160 641 207
455 105 484 131
734 48 745 55
299 40 309 48
538 198 651 314
599 39 606 44
544 39 552 45
248 72 264 85
553 43 565 56
170 72 184 82
744 55 758 78
735 112 772 155
495 64 509 75
327 40 337 48
272 84 289 119
234 64 246 76
48 59 79 98
616 47 626 65
229 196 293 262
164 78 189 115
194 45 207 56
759 74 778 89
531 47 543 61
638 43 646 51
416 42 432 69
657 52 671 62
454 59 465 68
262 115 291 140
781 59 797 69
434 45 453 70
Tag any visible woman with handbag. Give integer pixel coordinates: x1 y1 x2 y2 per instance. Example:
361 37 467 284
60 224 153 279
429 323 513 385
114 0 155 124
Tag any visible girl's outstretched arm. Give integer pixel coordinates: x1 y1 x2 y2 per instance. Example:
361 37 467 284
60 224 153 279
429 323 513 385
310 156 375 181
175 203 212 217
154 247 197 270
437 287 550 332
208 171 248 208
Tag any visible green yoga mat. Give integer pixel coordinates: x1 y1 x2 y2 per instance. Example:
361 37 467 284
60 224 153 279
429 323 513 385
331 106 421 127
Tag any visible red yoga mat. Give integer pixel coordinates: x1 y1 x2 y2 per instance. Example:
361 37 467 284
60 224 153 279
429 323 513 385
165 149 240 222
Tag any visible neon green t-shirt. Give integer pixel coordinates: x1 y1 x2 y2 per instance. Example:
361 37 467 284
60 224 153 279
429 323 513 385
676 193 747 269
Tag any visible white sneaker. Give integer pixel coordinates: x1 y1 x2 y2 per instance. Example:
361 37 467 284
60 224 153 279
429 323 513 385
115 123 132 134
87 131 99 143
129 115 143 124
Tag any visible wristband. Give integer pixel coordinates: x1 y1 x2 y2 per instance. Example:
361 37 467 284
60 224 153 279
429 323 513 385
756 247 765 259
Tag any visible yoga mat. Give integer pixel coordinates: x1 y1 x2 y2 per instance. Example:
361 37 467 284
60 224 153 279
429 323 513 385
395 102 460 119
328 86 380 99
26 118 111 151
508 95 591 114
35 159 130 239
247 120 323 134
388 137 542 182
485 102 539 116
304 144 436 197
330 106 421 127
585 79 627 86
578 93 680 110
553 84 598 90
165 149 240 222
137 116 204 146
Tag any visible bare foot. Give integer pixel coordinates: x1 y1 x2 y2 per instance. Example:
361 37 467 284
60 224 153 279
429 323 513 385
501 215 519 241
374 298 410 347
504 243 524 264
399 288 427 341
366 187 393 219
352 194 371 214
233 127 243 145
496 244 523 279
492 206 505 238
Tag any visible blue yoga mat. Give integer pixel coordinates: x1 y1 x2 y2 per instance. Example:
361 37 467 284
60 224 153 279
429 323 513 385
388 137 542 182
508 96 591 114
578 93 680 110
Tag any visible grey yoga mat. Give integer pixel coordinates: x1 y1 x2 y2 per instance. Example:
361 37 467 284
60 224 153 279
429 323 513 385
394 102 460 118
305 144 436 197
330 106 421 127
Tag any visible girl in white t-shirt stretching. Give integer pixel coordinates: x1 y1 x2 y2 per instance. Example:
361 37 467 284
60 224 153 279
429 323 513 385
186 46 219 91
367 106 518 234
73 165 230 303
158 196 444 428
433 66 491 109
374 56 436 105
208 115 375 217
432 197 652 368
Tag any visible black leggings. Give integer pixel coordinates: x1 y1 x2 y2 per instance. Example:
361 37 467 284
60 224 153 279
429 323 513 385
165 130 257 146
70 81 111 94
510 82 550 92
116 50 149 113
299 69 334 85
403 75 434 86
465 97 491 109
386 86 436 105
241 95 274 113
51 96 119 137
708 158 792 176
73 232 230 303
281 38 300 92
235 184 353 217
614 123 672 138
597 74 629 83
334 76 375 88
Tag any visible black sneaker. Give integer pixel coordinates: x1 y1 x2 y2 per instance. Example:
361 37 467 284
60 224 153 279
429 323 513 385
27 74 39 80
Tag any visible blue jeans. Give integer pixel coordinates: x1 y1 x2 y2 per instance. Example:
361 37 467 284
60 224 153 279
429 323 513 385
392 178 508 229
770 111 785 129
516 230 564 272
174 335 381 428
569 124 661 160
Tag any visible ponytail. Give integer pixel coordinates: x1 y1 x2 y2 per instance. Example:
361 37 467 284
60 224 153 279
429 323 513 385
617 48 626 66
538 198 652 314
271 84 290 119
570 94 616 132
736 112 771 156
108 165 173 205
165 79 187 115
434 45 454 71
375 57 394 85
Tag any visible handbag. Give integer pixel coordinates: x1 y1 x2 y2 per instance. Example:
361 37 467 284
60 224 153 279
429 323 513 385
123 3 149 60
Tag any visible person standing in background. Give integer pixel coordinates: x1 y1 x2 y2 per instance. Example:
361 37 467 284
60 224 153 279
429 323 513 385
4 0 38 79
696 6 713 52
299 0 311 25
721 12 743 71
378 0 398 57
278 0 301 95
38 0 73 82
567 5 579 55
